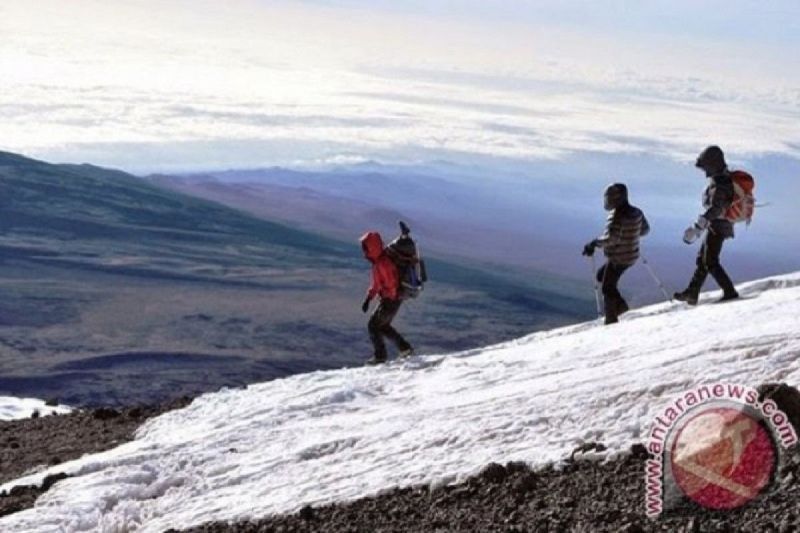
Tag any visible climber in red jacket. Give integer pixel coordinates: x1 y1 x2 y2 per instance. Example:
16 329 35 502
360 231 413 364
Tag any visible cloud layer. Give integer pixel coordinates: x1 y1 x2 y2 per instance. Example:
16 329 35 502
1 0 799 172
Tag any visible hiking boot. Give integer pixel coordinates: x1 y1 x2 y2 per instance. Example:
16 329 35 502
674 289 699 306
365 355 387 366
716 291 739 303
617 300 630 316
398 348 415 359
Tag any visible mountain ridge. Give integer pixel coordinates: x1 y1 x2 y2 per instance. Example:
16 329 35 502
0 150 591 406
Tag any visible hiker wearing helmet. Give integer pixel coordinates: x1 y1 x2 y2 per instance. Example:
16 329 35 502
583 183 650 325
360 231 414 365
674 145 739 305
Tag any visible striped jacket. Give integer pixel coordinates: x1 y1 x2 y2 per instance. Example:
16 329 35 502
596 203 650 266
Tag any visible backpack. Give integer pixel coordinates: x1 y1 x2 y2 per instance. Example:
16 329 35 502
386 222 427 300
725 170 756 225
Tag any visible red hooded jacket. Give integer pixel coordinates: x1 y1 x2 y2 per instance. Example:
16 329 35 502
360 231 400 301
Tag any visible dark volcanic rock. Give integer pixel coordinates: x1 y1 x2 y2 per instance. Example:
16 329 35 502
181 443 800 533
92 407 121 421
479 462 508 483
0 473 71 518
759 382 800 432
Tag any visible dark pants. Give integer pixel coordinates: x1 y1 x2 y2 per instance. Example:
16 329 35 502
368 298 411 360
597 262 629 324
687 231 735 295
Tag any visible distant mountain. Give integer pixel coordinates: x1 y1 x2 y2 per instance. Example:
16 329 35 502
0 151 592 405
149 161 799 302
147 175 397 240
0 151 352 280
147 167 581 276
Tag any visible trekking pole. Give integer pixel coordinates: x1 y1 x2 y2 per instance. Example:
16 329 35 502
589 255 603 318
641 256 672 303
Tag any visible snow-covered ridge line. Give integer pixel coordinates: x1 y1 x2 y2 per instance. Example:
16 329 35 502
2 271 800 532
0 397 72 421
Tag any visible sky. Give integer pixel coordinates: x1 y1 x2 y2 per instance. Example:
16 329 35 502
1 0 799 173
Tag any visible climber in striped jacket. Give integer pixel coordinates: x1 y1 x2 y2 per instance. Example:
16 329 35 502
583 183 650 325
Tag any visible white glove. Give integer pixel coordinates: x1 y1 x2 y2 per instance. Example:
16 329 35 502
683 226 701 244
694 216 709 230
683 217 707 244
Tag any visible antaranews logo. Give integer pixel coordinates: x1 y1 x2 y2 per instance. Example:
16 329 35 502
644 383 798 517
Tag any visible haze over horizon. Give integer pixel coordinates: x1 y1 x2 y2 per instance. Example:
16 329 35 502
2 0 799 174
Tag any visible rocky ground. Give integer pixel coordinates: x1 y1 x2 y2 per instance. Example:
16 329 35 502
179 444 800 533
0 396 192 517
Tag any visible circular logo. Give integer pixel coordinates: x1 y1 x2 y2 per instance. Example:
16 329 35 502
670 406 777 510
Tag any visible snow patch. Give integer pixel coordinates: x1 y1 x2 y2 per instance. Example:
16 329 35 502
0 397 72 421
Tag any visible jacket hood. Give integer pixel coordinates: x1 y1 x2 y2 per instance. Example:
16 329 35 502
603 183 628 211
695 145 727 177
360 231 385 261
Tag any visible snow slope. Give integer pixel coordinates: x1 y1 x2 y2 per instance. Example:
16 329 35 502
2 273 800 532
0 397 71 421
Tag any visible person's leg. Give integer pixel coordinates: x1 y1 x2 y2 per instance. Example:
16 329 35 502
601 263 627 303
614 264 630 315
378 299 412 353
368 302 390 361
688 237 710 295
703 232 737 298
676 237 710 304
596 263 607 285
601 262 627 324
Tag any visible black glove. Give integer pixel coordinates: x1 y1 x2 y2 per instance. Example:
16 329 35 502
361 297 371 313
582 240 598 257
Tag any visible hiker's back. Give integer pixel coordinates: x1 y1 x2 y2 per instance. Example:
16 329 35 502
386 235 416 265
605 204 647 266
386 229 426 300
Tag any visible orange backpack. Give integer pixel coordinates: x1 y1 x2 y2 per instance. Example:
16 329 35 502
725 170 755 225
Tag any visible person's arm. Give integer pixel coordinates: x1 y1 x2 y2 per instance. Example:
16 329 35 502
699 177 734 225
684 178 733 244
362 268 378 312
365 266 379 300
594 214 621 248
583 214 618 256
640 213 651 236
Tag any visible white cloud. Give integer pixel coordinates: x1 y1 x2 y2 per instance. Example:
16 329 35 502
1 0 798 171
